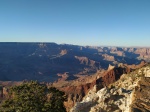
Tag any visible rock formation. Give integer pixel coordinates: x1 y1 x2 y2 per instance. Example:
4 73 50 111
52 62 145 111
70 64 150 112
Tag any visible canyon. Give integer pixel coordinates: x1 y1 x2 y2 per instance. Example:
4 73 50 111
0 42 150 82
0 42 150 111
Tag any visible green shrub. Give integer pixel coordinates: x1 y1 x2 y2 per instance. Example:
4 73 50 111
1 81 66 112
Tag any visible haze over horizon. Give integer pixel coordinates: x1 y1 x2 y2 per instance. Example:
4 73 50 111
0 0 150 47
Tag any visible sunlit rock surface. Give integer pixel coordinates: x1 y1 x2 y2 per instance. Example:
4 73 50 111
71 65 150 112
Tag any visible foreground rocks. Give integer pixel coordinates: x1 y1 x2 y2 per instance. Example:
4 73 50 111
70 65 150 112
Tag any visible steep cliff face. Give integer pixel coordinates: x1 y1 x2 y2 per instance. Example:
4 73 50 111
70 65 150 112
62 66 124 111
57 62 146 111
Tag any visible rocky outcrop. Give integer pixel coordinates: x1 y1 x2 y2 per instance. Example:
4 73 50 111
59 82 96 111
59 64 140 111
135 48 150 60
60 49 67 55
102 54 115 61
74 56 100 67
71 65 150 112
101 67 126 86
53 62 146 112
107 64 115 70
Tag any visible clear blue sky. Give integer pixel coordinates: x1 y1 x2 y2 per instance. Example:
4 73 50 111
0 0 150 46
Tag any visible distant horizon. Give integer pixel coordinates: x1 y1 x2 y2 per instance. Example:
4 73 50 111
0 41 150 48
0 0 150 47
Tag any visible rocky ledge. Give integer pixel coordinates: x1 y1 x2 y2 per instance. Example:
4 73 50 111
70 65 150 112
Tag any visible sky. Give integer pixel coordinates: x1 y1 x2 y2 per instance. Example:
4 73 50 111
0 0 150 47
